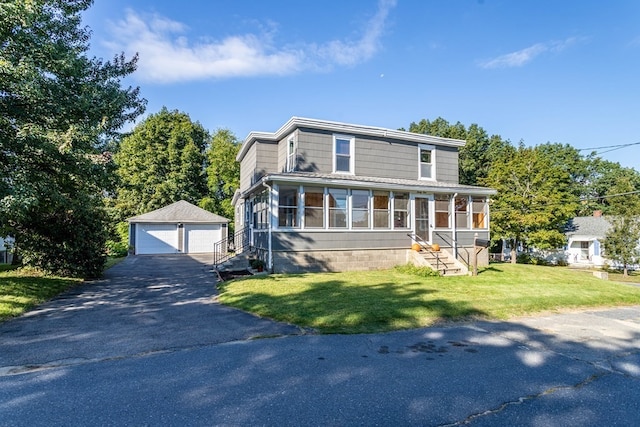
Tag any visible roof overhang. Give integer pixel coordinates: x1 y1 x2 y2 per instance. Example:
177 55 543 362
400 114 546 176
237 117 467 162
242 173 496 198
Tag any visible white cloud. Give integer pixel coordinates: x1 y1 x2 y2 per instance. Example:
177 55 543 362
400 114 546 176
479 37 582 69
105 0 397 83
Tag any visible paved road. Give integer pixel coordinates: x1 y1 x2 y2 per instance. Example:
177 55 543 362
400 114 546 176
1 256 640 426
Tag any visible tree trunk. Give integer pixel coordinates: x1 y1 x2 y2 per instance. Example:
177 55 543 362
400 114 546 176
624 265 629 277
510 246 517 264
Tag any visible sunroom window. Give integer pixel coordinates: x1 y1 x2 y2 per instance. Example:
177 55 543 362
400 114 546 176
393 192 410 229
278 186 299 228
328 188 348 228
472 197 487 229
351 190 370 228
435 195 450 228
455 196 469 229
373 191 390 228
304 187 324 228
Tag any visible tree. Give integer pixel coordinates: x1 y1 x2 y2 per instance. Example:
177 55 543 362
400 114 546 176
0 0 145 277
485 144 580 263
578 159 640 216
113 108 208 219
201 129 240 223
406 117 511 186
604 216 640 277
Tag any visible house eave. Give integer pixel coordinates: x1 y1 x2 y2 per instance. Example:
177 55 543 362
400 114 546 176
236 117 467 162
242 173 496 198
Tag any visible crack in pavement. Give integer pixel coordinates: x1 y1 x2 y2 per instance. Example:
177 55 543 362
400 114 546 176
438 371 610 426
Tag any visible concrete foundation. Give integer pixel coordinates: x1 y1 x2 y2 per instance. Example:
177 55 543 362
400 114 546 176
272 248 410 273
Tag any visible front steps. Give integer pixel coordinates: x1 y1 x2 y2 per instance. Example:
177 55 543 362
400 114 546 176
408 248 468 276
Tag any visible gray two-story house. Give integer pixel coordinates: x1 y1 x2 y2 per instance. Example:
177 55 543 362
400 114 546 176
232 117 496 273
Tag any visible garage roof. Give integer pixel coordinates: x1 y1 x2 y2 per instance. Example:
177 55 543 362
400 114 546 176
128 200 230 224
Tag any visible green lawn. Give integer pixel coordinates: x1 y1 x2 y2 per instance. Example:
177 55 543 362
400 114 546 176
0 266 82 321
218 263 640 334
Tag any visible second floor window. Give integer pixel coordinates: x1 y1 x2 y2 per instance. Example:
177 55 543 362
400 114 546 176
286 136 297 172
334 135 354 173
419 144 434 180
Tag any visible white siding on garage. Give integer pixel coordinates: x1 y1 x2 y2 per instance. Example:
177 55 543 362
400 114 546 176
185 224 221 253
136 224 179 254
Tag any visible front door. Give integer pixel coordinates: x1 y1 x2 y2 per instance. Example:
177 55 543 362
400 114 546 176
414 197 430 242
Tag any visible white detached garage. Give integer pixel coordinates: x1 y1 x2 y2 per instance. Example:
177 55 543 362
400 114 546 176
128 200 229 255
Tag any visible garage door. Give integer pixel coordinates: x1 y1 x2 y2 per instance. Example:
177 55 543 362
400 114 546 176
185 224 221 254
136 223 179 255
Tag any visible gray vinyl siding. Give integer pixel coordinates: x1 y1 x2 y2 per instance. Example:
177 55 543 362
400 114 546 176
239 147 256 193
239 141 278 192
435 146 459 183
296 128 333 173
294 128 460 184
271 230 411 251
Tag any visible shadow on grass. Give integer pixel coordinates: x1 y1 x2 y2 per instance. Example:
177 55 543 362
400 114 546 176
219 275 488 334
0 275 80 321
477 265 505 275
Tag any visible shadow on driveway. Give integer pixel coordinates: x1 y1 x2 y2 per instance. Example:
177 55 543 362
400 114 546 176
0 255 302 370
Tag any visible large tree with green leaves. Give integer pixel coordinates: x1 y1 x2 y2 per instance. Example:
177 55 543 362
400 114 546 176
406 117 511 186
113 108 209 219
485 144 580 263
604 216 640 277
0 0 145 277
200 129 240 223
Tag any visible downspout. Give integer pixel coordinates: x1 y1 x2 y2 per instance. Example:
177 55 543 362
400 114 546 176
451 193 458 259
262 180 273 272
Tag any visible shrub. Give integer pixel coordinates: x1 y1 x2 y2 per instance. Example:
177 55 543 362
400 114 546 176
394 263 440 277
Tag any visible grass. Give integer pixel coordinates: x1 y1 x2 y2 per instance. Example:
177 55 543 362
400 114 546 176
0 266 82 321
217 263 640 334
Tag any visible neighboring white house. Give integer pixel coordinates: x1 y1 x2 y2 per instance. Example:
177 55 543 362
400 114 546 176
0 236 14 264
565 212 611 268
128 200 229 255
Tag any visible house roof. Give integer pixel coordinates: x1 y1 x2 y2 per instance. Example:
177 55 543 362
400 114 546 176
565 216 612 238
237 117 467 162
241 172 496 198
128 200 230 223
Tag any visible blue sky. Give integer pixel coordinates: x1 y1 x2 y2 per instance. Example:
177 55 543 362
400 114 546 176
83 0 640 169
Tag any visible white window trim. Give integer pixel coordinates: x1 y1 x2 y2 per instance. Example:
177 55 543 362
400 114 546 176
333 134 355 175
286 133 297 172
418 144 436 181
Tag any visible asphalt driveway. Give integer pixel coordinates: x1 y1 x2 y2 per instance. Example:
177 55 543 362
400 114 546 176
0 255 301 373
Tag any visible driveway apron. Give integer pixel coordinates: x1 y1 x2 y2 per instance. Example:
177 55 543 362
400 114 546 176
0 255 301 371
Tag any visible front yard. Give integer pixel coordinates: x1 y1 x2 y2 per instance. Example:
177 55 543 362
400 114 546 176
218 263 640 334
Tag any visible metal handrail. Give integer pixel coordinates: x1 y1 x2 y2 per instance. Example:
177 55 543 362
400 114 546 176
213 227 250 267
407 233 442 271
433 231 470 268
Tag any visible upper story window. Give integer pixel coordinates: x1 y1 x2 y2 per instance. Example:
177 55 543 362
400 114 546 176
286 135 297 172
419 144 435 180
333 135 354 174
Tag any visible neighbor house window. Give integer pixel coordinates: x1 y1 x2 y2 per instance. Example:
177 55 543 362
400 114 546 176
286 135 297 172
351 189 370 228
334 135 354 173
455 196 469 229
304 186 324 228
328 188 348 228
393 192 410 229
472 197 487 229
419 144 434 179
278 186 299 228
373 191 390 229
435 195 450 228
